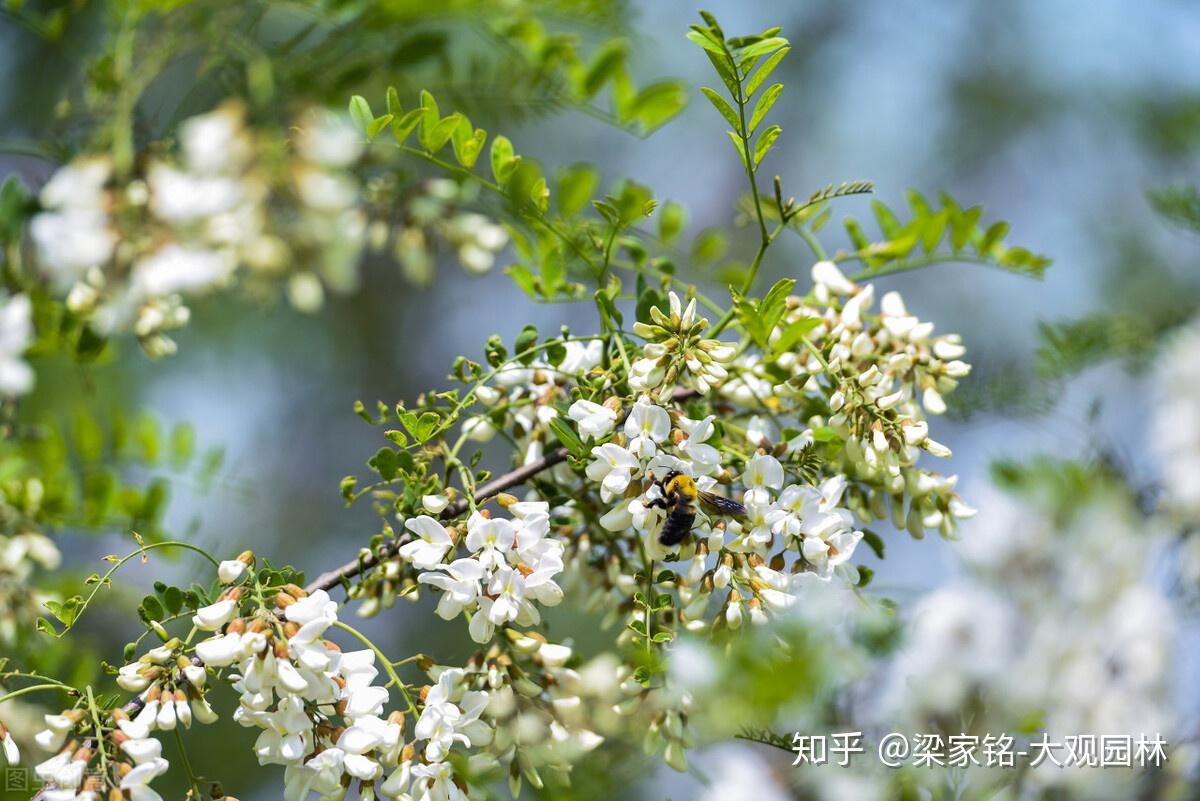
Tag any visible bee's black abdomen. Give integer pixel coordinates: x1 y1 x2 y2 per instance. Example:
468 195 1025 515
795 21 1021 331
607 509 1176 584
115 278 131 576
659 509 696 546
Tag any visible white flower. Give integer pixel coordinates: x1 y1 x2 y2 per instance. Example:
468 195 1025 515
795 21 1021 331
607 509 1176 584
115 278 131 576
585 443 640 501
0 295 34 396
35 751 86 791
422 494 450 514
801 528 863 579
560 340 604 374
284 589 338 643
132 243 233 297
745 414 779 447
462 415 496 442
195 632 244 667
486 565 526 627
192 598 237 631
677 414 721 475
624 396 671 459
29 209 114 284
628 356 666 392
218 559 247 584
400 515 453 569
179 104 252 173
119 756 170 801
419 558 486 621
147 163 243 223
568 399 617 439
464 513 515 570
741 454 783 505
297 112 363 168
120 737 163 765
411 760 467 801
811 260 856 295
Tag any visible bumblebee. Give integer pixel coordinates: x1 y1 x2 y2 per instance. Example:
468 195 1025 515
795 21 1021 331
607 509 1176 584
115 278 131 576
648 470 747 546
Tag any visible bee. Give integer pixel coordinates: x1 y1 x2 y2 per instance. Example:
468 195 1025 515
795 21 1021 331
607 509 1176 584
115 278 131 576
649 470 747 546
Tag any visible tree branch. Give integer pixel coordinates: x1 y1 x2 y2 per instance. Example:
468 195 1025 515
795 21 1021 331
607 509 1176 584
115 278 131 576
304 387 700 594
305 446 573 593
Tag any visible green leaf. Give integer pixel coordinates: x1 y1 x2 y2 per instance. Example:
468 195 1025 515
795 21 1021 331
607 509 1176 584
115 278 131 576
737 36 788 61
748 83 783 133
340 475 357 502
162 585 183 616
704 50 740 98
547 416 587 459
530 177 550 213
581 39 627 99
700 86 740 130
556 163 598 217
386 86 402 116
490 135 519 185
514 325 539 364
137 595 164 625
659 202 686 246
366 113 394 141
861 528 886 560
348 95 373 135
726 130 750 171
745 46 790 97
770 317 821 357
691 227 728 263
752 124 781 167
390 108 423 144
451 119 487 168
685 28 726 56
368 447 399 481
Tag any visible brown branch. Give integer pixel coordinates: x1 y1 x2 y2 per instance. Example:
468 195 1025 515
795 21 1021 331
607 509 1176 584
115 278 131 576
305 447 572 593
304 386 701 594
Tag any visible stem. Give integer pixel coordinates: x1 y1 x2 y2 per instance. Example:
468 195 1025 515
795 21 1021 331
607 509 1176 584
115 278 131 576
64 541 220 637
0 683 75 705
85 687 108 782
173 727 203 798
332 620 419 717
843 253 998 282
706 223 783 337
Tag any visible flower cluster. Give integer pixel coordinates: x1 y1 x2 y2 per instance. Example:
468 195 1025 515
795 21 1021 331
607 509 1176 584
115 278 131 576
630 292 736 396
29 103 366 356
0 529 61 643
0 293 34 397
574 396 864 630
30 701 177 800
721 261 976 541
380 178 510 284
184 555 496 801
1152 315 1200 520
879 476 1177 798
400 502 565 644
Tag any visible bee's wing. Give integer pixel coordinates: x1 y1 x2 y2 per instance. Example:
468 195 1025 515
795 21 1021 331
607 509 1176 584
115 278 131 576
698 490 747 517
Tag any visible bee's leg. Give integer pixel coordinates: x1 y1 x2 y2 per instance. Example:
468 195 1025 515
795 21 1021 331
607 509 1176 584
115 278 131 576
644 490 677 511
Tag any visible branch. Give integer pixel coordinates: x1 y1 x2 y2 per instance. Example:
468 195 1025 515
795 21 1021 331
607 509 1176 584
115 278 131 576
304 387 700 594
305 446 573 593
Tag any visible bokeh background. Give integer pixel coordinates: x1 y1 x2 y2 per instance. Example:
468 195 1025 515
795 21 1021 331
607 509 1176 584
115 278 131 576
2 0 1199 798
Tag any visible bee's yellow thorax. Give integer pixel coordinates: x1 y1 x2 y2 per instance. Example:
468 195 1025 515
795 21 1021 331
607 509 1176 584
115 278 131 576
664 474 698 500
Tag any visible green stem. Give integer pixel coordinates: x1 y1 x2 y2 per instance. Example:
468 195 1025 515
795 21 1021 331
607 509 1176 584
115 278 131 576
173 727 203 798
85 686 108 782
63 541 220 638
0 683 75 705
332 621 419 717
706 223 783 337
843 253 997 282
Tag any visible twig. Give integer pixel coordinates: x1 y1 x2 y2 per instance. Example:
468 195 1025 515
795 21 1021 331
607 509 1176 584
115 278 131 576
305 387 700 593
